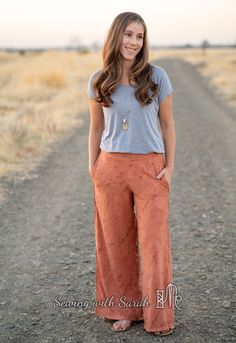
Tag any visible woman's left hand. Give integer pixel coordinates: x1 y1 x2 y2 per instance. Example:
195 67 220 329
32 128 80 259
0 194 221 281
156 166 173 187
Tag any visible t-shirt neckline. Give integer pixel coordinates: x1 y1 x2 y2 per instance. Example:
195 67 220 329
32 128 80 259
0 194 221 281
118 83 137 88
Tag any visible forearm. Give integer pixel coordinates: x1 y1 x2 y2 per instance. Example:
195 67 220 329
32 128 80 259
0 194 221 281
88 128 103 169
161 123 176 172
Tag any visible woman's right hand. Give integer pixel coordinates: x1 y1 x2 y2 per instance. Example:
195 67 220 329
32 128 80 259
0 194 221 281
89 160 98 178
88 166 94 178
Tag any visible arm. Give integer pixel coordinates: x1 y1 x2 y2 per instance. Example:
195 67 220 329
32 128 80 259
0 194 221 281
88 98 104 176
158 94 176 176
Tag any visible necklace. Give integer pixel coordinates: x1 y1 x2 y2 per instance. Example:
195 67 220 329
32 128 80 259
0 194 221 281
121 90 133 131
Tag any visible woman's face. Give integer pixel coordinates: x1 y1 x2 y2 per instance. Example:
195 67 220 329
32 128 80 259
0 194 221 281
119 21 144 61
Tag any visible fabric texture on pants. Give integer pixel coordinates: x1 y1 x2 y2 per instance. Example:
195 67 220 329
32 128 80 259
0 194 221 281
91 149 175 332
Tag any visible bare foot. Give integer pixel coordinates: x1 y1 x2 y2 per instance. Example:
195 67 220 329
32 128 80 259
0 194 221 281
153 328 173 336
111 319 132 332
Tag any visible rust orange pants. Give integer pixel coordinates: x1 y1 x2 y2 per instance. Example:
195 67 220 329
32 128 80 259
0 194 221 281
91 149 175 332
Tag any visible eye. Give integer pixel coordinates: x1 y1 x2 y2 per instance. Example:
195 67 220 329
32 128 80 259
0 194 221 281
124 32 143 39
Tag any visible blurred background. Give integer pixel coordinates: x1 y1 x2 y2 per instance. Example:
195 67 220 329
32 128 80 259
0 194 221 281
0 0 235 202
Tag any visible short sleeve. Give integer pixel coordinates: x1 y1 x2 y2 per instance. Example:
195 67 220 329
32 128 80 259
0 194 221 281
87 70 100 100
153 65 174 103
158 68 173 103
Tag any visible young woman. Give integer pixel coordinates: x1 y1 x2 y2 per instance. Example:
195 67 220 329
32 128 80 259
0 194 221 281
87 12 176 336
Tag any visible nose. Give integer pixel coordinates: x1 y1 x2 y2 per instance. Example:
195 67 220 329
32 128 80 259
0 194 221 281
130 38 139 47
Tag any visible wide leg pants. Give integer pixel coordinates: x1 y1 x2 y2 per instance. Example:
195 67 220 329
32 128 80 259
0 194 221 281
91 149 175 332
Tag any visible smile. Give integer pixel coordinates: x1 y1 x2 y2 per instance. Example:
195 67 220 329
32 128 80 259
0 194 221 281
125 47 136 52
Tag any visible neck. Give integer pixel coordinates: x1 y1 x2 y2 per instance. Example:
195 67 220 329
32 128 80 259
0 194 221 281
121 58 135 76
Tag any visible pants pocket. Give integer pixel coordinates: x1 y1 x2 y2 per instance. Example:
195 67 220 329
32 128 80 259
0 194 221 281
161 175 169 190
151 157 169 191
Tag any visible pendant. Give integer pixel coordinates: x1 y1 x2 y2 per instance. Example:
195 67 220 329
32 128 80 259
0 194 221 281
122 118 128 131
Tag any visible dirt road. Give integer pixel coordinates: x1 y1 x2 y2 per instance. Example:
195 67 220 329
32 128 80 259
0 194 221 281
0 58 235 342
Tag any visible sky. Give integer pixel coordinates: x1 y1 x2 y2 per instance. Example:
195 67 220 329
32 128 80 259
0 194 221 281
0 0 235 48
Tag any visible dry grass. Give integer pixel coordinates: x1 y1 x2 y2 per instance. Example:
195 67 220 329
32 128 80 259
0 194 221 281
0 50 102 184
149 48 236 108
0 48 235 202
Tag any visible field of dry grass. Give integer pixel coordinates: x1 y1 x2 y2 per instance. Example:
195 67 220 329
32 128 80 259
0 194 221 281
0 48 235 202
0 50 101 182
149 48 236 107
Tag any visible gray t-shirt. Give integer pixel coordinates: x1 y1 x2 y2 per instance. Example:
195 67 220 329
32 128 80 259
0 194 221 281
87 63 173 154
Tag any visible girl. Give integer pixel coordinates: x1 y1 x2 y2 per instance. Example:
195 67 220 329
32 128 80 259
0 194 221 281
87 12 176 336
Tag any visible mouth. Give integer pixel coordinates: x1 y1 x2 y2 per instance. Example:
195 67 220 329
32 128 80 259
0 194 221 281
125 47 137 53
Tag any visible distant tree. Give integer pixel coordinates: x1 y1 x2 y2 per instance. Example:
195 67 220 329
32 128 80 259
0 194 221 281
184 43 193 49
201 40 210 55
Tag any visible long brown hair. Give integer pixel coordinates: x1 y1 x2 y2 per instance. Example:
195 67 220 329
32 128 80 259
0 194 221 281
92 12 159 108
